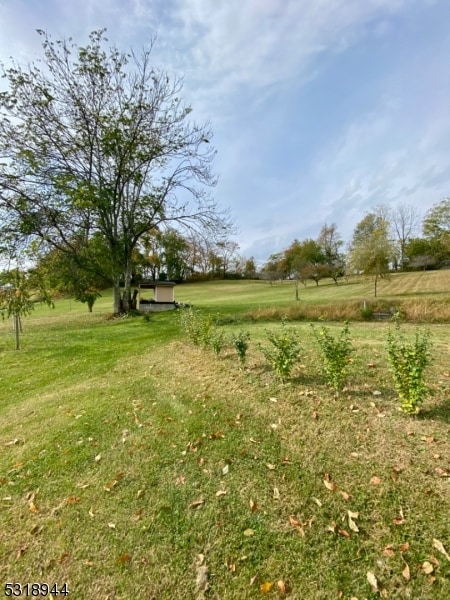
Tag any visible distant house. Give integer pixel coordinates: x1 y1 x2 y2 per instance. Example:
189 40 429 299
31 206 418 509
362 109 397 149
407 255 437 270
137 281 176 312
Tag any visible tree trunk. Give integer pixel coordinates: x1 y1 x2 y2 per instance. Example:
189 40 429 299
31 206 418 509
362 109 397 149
374 274 378 297
112 277 122 315
131 289 139 310
122 261 133 312
14 314 20 350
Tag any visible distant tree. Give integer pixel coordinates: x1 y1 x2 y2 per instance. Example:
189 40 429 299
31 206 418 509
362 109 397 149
347 211 394 297
423 198 450 238
317 223 345 283
288 239 326 288
159 229 190 281
214 239 240 278
404 237 436 270
261 253 286 284
243 257 256 279
391 203 421 269
0 29 230 315
137 229 164 281
422 198 450 264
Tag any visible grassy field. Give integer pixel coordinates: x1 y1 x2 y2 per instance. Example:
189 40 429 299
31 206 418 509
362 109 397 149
0 272 449 599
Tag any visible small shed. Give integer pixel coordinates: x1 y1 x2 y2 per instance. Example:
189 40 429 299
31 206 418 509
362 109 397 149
138 281 177 312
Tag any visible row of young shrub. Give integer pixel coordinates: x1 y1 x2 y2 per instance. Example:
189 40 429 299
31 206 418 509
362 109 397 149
178 307 433 415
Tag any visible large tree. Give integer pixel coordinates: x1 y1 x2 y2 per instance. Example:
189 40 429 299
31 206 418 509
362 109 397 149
0 30 230 313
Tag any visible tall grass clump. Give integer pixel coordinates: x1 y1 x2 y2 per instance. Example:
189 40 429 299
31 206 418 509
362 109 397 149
260 319 301 381
311 321 353 394
386 324 432 414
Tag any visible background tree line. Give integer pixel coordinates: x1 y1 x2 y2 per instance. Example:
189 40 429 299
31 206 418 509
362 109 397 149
260 199 450 296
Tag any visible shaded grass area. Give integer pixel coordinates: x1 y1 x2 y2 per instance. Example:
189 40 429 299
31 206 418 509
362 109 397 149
0 289 449 599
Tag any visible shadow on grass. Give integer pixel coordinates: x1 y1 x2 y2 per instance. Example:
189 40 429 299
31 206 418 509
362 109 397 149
418 399 450 423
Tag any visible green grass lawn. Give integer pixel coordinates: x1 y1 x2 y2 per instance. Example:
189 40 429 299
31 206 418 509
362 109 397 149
1 273 449 599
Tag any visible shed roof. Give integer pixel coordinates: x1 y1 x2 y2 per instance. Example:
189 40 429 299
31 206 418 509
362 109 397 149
139 281 176 289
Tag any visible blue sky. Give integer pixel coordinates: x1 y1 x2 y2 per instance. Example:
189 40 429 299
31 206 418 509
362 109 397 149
1 0 449 264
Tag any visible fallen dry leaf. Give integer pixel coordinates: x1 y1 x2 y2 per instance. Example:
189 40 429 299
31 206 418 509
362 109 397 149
94 454 102 463
383 545 395 557
338 529 351 539
339 491 351 501
4 438 23 446
434 467 449 477
107 522 116 529
66 496 81 505
422 561 434 574
260 582 273 593
116 553 132 565
399 542 410 553
273 487 280 499
366 571 379 592
249 498 257 512
402 563 410 581
433 538 450 561
28 501 39 513
323 473 337 491
277 580 287 595
189 499 204 510
289 516 305 537
370 476 381 485
393 507 405 525
327 522 338 534
243 528 255 537
16 546 27 560
348 512 359 533
215 490 227 498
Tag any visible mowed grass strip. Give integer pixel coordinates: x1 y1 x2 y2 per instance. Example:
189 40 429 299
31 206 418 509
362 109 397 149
174 270 450 322
0 278 449 599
